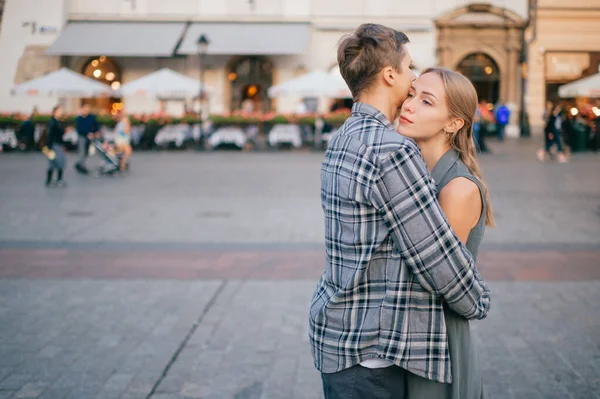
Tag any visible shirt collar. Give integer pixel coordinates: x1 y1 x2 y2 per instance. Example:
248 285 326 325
351 102 395 130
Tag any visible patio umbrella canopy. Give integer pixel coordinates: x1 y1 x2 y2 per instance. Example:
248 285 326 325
268 70 351 98
11 67 114 98
119 68 211 99
558 73 600 98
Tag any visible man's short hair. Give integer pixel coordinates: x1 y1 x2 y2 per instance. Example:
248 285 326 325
337 24 409 100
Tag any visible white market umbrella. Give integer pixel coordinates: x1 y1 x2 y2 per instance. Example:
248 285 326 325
268 70 351 98
558 73 600 98
11 67 114 98
119 68 211 99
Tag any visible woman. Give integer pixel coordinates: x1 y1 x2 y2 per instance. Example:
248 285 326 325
42 105 68 187
114 115 132 172
397 67 495 398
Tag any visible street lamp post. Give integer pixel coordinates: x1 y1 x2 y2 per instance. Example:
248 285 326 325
197 34 210 150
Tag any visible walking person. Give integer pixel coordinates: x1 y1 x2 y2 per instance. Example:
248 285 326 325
477 102 492 153
538 104 568 163
114 115 132 172
18 108 37 152
397 67 495 398
42 105 68 187
473 107 482 153
494 103 510 141
309 23 490 399
75 103 99 174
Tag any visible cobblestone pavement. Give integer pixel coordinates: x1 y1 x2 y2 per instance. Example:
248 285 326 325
0 138 599 399
0 280 598 399
0 139 598 247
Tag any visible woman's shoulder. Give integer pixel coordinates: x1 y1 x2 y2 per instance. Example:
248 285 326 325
440 161 482 203
453 160 481 183
439 176 480 203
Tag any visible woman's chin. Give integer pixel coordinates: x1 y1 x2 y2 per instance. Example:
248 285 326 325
397 129 413 139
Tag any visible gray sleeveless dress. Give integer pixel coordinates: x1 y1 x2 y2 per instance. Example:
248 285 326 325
406 149 487 399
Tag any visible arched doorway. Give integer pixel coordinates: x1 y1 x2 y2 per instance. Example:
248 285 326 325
228 56 273 113
457 53 500 105
81 56 122 115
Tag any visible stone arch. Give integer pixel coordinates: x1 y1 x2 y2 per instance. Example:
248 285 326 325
79 56 123 114
226 55 274 113
436 3 525 118
435 3 526 28
456 52 501 104
450 47 504 73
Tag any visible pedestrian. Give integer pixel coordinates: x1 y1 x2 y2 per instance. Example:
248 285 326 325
114 114 132 172
42 105 68 187
494 103 510 141
473 107 482 152
310 23 490 399
18 108 37 152
75 103 99 174
538 105 568 163
476 102 491 153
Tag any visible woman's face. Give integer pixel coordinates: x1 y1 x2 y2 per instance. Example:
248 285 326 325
397 73 452 143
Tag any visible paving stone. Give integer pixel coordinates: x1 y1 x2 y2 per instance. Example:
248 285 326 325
0 140 598 247
13 382 49 398
0 375 31 391
0 142 599 399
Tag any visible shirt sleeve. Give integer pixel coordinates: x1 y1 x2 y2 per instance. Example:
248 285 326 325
373 143 490 320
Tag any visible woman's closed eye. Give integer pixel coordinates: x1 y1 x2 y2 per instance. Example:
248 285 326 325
422 99 432 106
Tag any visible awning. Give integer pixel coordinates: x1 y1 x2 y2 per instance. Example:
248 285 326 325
119 68 213 99
558 73 600 98
268 70 350 98
46 22 187 57
177 22 310 55
11 68 114 98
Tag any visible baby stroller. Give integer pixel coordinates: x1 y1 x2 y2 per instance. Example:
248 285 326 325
92 139 129 175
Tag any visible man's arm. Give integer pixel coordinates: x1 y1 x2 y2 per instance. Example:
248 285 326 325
373 143 490 320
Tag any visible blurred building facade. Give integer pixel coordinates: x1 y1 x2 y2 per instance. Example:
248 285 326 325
525 0 600 129
0 0 538 134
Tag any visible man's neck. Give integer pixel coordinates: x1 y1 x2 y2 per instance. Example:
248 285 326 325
418 139 452 172
357 92 399 124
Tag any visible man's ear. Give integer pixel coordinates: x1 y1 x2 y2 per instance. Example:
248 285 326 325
382 66 395 87
444 117 465 134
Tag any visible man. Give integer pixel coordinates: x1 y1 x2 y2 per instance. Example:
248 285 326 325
18 108 37 152
74 103 99 174
495 103 510 141
478 101 493 153
309 23 490 398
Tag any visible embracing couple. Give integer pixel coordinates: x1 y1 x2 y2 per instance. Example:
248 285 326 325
309 23 494 399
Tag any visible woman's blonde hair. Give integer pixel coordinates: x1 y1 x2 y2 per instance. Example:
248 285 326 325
421 67 495 227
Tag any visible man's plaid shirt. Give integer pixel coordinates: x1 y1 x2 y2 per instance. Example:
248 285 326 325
309 103 490 384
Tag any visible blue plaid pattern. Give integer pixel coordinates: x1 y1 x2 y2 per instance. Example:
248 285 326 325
309 103 490 384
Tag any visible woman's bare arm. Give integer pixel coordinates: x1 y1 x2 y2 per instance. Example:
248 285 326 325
438 177 483 244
